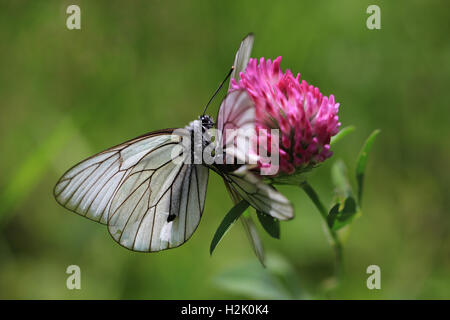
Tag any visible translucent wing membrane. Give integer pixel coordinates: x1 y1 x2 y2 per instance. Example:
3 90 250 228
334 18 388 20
54 130 176 224
218 89 255 135
217 89 257 163
222 33 256 162
108 163 208 252
54 129 208 252
224 166 293 221
229 33 254 89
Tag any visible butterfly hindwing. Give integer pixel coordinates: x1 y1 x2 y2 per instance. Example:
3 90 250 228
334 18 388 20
224 167 293 221
108 160 208 252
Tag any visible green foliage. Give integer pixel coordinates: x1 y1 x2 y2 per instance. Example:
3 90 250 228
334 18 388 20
328 160 360 230
326 130 379 231
256 211 280 239
331 160 354 199
330 126 355 146
356 130 381 206
302 129 379 280
327 196 358 231
210 200 249 255
221 181 266 266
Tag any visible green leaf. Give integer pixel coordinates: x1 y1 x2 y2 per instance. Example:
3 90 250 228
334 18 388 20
221 180 265 265
210 200 249 255
300 181 328 220
330 126 356 146
331 160 353 199
256 211 280 239
327 196 358 231
356 129 381 205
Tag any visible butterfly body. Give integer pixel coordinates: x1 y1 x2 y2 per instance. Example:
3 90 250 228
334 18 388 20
185 115 215 159
200 115 215 131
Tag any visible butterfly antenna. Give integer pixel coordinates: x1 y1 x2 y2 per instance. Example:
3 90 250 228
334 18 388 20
202 67 234 116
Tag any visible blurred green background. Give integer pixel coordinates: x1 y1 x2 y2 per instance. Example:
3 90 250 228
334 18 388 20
0 0 449 299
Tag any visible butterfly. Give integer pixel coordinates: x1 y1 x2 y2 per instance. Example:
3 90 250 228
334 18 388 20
54 34 293 252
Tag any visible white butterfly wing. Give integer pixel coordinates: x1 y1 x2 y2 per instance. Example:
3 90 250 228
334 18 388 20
217 89 293 221
217 89 257 164
229 33 254 89
224 167 293 221
217 89 255 136
54 129 209 252
108 161 208 252
54 130 177 224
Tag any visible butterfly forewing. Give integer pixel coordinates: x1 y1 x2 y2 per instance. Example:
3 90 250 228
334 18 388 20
54 129 209 252
54 130 175 224
229 33 254 89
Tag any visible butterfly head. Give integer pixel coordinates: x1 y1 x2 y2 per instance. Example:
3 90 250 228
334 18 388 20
200 115 214 131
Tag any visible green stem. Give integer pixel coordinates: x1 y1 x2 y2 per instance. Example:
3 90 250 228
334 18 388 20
301 181 343 280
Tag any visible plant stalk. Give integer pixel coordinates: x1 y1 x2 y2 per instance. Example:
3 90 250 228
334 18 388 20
300 181 343 280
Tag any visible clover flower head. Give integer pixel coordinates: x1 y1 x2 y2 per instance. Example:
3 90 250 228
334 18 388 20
230 56 341 176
